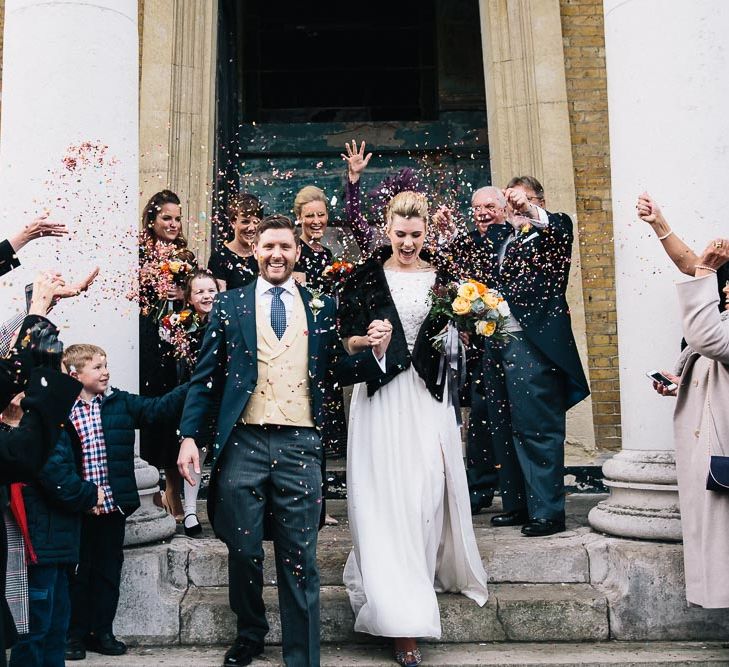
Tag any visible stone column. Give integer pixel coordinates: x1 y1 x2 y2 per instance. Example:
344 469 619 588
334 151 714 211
139 0 218 265
589 0 729 540
478 0 596 460
0 0 174 544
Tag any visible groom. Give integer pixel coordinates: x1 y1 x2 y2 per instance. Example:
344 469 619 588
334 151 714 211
177 214 387 667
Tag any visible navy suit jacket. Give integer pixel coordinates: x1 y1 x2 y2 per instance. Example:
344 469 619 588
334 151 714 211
179 280 382 470
496 211 590 410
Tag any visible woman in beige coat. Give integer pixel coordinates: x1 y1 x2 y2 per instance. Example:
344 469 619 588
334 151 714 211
653 238 729 608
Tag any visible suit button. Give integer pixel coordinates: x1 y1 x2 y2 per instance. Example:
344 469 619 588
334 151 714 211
695 430 700 438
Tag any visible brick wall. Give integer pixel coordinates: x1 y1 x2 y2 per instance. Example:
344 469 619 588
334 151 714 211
560 0 621 451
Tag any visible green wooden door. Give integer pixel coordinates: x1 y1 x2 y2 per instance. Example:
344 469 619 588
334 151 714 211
214 0 490 256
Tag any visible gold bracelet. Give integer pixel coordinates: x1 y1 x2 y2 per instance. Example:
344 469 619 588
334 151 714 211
694 264 718 274
657 229 673 241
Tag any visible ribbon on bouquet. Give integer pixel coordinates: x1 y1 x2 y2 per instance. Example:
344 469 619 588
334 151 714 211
436 323 467 426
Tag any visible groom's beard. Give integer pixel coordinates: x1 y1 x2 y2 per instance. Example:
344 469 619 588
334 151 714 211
259 258 295 284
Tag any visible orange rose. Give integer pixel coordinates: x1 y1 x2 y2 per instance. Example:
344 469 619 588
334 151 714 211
468 279 488 296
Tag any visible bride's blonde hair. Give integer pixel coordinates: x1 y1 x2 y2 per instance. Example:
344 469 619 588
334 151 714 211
385 191 429 231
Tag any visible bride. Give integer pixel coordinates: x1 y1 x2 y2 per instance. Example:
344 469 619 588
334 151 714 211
338 191 488 666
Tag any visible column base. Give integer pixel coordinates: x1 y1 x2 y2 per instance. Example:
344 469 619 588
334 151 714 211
124 456 177 546
588 449 682 542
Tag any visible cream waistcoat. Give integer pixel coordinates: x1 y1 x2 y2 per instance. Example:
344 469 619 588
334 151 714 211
240 289 314 427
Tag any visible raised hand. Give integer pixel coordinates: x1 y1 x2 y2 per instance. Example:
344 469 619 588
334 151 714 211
696 238 729 272
504 187 535 219
636 192 666 226
10 213 68 251
28 268 100 315
56 266 100 299
431 206 457 243
341 140 372 184
28 272 65 316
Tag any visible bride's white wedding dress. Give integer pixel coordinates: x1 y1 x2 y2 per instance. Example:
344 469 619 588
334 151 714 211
343 269 488 639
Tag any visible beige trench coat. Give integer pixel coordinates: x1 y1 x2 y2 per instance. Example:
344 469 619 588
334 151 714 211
674 275 729 608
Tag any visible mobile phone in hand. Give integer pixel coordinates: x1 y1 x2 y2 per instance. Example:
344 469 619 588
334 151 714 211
646 370 677 392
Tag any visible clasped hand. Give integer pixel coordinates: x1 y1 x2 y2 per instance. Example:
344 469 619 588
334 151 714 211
367 318 392 360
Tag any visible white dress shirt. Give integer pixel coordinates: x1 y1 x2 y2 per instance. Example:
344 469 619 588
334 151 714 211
256 274 387 370
255 275 297 319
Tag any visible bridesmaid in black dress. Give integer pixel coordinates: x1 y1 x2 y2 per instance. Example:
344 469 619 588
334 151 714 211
292 187 347 529
139 190 196 521
293 186 334 291
207 193 262 291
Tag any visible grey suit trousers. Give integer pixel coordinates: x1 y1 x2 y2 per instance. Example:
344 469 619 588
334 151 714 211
481 333 567 520
214 423 323 667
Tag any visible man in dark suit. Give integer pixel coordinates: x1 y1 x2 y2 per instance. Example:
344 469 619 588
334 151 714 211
452 188 515 515
476 179 590 536
177 215 387 667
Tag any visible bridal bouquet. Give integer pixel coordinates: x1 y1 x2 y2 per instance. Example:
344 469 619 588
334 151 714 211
158 307 202 360
138 242 196 319
428 279 512 351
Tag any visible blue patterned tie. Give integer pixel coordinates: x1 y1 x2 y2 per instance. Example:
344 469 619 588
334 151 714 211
269 286 287 339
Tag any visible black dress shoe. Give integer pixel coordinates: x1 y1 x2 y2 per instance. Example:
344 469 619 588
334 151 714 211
65 637 86 661
490 509 529 527
223 637 265 666
470 495 494 515
184 513 203 537
521 518 566 537
85 632 127 656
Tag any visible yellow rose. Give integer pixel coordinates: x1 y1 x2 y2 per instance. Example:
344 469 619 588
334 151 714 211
468 279 488 296
457 282 480 301
168 260 182 273
476 320 497 337
452 296 472 315
483 291 500 309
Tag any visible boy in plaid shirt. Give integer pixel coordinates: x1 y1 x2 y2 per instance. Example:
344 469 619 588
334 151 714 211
61 345 187 661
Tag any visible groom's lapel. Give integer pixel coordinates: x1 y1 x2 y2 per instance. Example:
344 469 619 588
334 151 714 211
297 284 319 380
236 282 258 366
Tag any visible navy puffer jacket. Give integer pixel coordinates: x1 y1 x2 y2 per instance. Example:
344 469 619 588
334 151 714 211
57 384 188 516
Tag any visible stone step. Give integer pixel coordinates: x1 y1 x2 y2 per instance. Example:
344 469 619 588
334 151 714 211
77 641 729 666
178 584 609 645
183 497 596 587
184 530 592 587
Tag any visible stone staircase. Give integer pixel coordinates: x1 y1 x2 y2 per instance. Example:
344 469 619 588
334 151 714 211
109 495 729 665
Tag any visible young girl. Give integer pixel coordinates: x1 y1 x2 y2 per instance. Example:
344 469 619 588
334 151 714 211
175 269 220 536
